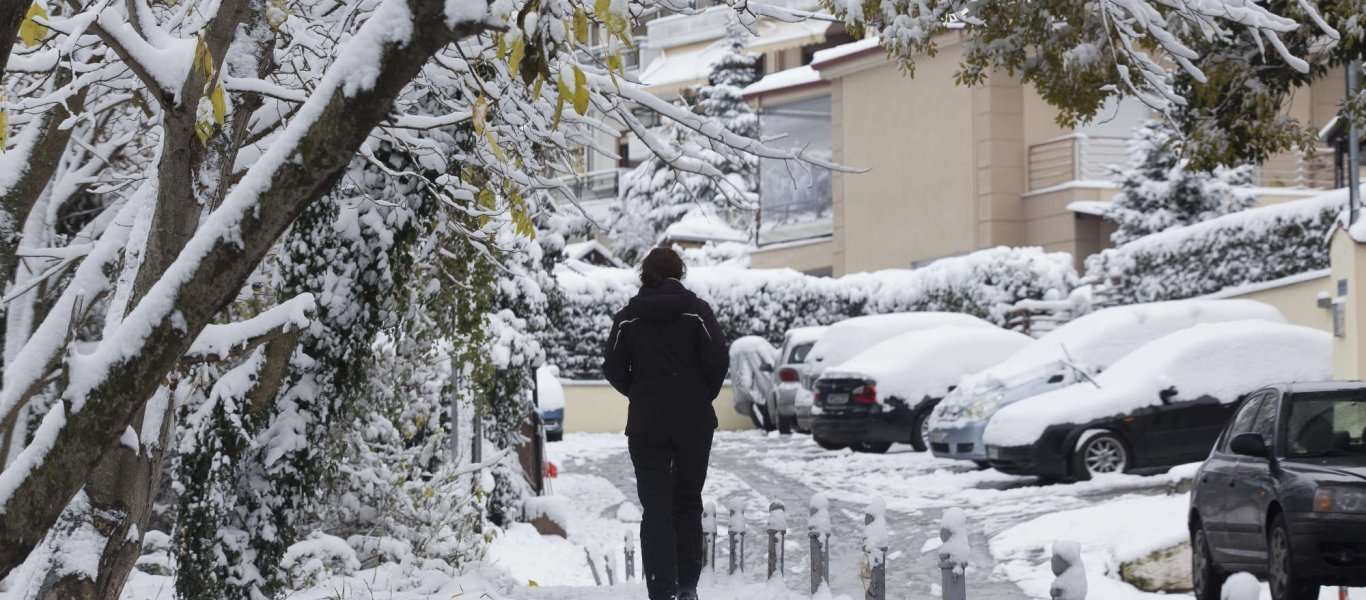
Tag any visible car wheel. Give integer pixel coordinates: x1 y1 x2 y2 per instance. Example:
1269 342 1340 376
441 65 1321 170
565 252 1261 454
972 460 991 470
814 436 847 451
1190 524 1226 600
1071 432 1129 480
546 431 562 442
852 441 892 454
778 415 794 435
751 404 775 432
1268 514 1319 600
908 411 930 452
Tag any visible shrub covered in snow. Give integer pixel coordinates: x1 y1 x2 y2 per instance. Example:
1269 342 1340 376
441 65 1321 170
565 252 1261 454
548 247 1078 379
1085 188 1344 303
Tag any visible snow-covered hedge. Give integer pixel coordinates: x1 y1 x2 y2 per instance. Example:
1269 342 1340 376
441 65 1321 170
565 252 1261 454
547 247 1078 379
1085 189 1345 303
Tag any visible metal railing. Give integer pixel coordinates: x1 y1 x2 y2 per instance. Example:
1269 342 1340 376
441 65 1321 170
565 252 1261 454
561 169 626 202
1027 134 1129 191
1254 146 1336 189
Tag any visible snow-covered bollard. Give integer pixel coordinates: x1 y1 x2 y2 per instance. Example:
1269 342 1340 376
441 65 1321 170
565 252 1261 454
703 500 718 571
618 501 641 580
767 501 787 579
808 493 831 594
1220 572 1259 600
1050 540 1087 600
584 547 603 585
938 508 970 600
604 552 616 585
727 497 746 575
862 497 888 600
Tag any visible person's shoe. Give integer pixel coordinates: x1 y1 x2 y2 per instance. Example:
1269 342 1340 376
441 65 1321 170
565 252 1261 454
677 589 698 600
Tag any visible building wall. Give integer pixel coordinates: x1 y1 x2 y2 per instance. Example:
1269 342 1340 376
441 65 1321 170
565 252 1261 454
827 44 978 275
562 381 754 433
749 237 835 274
1208 271 1333 333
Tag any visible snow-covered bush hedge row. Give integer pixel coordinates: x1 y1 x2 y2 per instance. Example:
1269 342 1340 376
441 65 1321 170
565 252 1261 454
547 247 1079 379
1084 188 1345 303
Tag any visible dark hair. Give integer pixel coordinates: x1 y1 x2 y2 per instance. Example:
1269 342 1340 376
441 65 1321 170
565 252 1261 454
640 247 686 287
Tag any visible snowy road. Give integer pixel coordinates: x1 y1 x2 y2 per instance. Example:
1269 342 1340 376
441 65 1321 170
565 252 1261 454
539 430 1188 600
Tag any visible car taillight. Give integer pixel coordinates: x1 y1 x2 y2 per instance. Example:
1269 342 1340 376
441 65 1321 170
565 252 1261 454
778 367 800 383
853 384 877 405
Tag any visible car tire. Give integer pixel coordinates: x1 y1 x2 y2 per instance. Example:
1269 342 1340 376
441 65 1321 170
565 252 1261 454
751 404 775 432
972 460 991 470
1268 514 1319 600
852 441 892 454
814 436 847 451
546 431 563 442
908 410 930 452
778 415 794 435
1070 432 1129 481
1190 524 1226 600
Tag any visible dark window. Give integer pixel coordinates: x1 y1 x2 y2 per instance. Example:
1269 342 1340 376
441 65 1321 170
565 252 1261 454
1221 394 1264 452
1282 391 1366 457
1253 391 1280 443
788 342 815 364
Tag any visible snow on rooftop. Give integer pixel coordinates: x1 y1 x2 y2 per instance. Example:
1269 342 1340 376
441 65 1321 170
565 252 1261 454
983 320 1331 447
663 207 749 243
807 312 995 374
640 18 831 89
811 36 881 68
743 65 823 97
1066 200 1110 217
563 240 625 267
822 326 1032 403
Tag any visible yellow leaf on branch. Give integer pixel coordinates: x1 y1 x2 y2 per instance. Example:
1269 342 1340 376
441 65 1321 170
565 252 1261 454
19 2 49 48
210 82 227 127
193 35 215 80
572 66 589 116
509 36 526 76
574 7 589 44
473 95 488 135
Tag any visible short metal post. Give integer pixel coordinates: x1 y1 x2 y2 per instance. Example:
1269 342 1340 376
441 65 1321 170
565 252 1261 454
585 548 602 585
862 498 887 600
938 508 969 600
809 493 831 594
727 498 745 575
624 529 635 580
703 500 717 571
767 501 787 579
604 553 616 585
1049 540 1087 600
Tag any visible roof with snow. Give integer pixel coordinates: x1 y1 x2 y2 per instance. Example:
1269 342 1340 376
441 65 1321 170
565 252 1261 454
743 65 825 98
982 320 1331 447
810 37 881 69
563 240 626 268
638 18 832 95
662 207 750 244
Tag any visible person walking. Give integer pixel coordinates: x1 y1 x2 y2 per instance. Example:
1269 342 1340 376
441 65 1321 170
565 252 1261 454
603 247 729 600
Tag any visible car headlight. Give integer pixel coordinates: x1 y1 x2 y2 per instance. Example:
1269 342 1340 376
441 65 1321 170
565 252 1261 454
962 393 1003 421
1314 487 1366 513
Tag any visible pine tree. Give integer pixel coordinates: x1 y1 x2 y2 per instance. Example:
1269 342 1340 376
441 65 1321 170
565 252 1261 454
1106 120 1256 246
611 19 762 260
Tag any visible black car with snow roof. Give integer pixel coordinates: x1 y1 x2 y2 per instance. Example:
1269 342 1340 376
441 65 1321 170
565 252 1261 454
1189 381 1366 600
982 321 1332 481
812 325 1031 453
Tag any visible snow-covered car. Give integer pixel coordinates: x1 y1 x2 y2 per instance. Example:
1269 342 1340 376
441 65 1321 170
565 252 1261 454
730 336 779 430
537 365 566 442
1190 381 1366 600
771 325 827 434
982 320 1331 482
812 326 1033 453
929 299 1286 466
804 312 996 388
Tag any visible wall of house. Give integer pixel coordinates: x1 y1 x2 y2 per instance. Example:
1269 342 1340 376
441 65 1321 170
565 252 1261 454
749 237 835 274
1206 271 1333 333
827 45 978 275
561 381 754 433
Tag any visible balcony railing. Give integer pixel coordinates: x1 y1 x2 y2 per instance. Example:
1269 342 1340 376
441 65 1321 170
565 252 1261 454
1255 147 1336 189
1027 134 1129 191
562 169 625 202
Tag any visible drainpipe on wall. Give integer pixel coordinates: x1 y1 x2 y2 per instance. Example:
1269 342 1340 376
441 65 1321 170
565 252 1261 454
1348 59 1361 224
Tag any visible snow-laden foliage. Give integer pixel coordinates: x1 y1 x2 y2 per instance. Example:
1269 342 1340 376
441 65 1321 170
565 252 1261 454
610 18 762 260
1106 121 1255 245
1085 188 1343 303
548 247 1078 378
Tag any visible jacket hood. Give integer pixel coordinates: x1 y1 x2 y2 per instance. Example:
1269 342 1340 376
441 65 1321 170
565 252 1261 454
629 279 696 321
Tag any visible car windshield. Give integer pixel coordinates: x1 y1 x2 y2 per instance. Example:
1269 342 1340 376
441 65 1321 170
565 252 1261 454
788 342 815 364
1283 392 1366 458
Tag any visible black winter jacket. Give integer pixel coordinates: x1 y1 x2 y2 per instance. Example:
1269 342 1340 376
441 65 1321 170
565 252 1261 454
602 279 729 437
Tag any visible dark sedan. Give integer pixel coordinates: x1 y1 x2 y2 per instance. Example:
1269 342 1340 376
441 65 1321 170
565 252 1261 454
1189 382 1366 600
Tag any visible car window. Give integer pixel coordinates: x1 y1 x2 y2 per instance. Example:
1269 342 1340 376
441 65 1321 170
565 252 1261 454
788 342 815 364
1220 394 1264 452
1253 391 1279 443
1283 392 1366 458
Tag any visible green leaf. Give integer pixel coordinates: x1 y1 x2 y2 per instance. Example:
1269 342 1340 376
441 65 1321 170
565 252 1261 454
574 7 589 44
509 36 526 76
19 3 49 48
594 0 610 18
572 66 589 116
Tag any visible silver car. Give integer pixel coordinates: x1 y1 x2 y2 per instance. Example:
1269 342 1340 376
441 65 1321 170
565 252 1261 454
928 298 1287 466
770 326 827 433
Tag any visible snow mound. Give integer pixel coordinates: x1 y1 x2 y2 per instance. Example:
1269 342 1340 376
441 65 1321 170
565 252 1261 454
821 326 1032 404
984 320 1331 447
537 365 565 411
807 313 995 377
1221 572 1261 600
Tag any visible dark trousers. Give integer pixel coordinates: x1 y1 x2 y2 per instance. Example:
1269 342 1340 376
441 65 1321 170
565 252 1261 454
628 430 714 600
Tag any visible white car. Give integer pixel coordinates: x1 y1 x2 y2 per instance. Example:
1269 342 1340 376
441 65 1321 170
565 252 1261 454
981 320 1332 481
929 299 1286 466
811 325 1033 453
771 326 828 434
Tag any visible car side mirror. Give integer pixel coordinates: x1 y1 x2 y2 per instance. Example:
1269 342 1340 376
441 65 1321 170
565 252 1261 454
1230 432 1270 458
760 363 773 373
